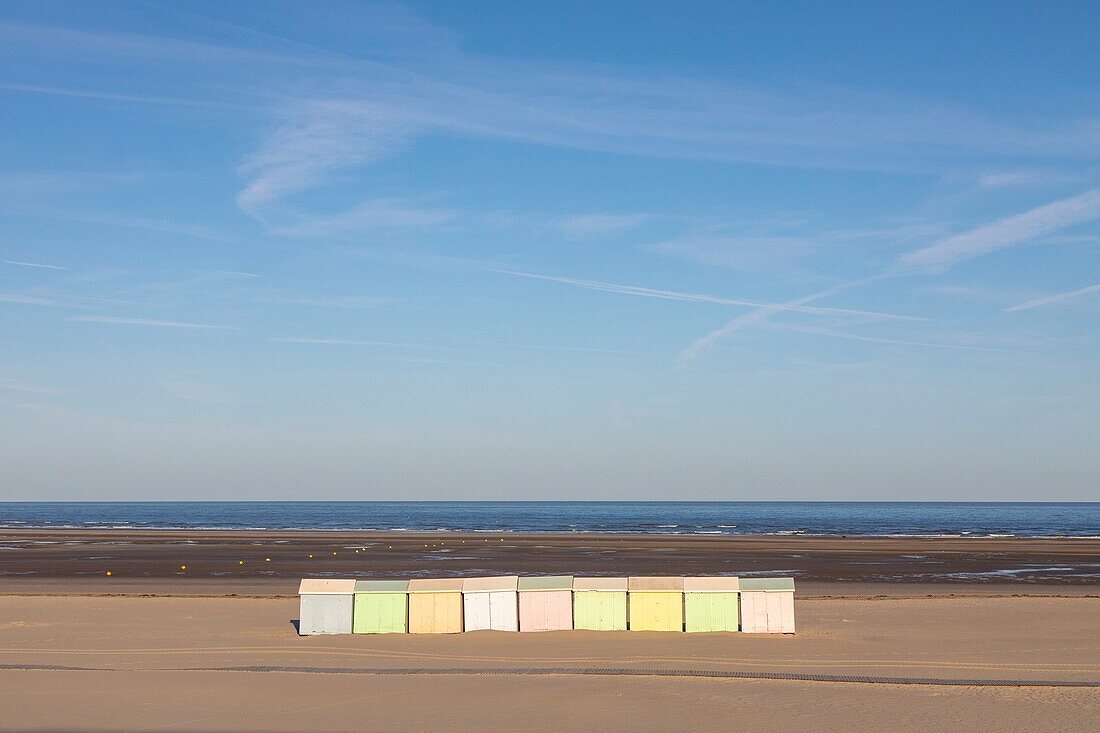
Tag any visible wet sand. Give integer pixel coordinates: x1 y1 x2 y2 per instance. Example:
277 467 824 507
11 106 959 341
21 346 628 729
3 529 1100 584
2 531 1099 730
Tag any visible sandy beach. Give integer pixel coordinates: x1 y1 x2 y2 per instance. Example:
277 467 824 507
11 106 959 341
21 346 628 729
1 531 1098 731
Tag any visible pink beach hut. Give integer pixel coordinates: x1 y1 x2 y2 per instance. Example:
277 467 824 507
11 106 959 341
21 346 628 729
518 575 573 632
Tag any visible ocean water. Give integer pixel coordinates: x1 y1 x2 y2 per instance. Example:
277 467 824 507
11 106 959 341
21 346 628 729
0 502 1097 537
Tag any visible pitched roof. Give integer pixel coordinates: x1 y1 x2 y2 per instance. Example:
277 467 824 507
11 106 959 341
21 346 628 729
628 576 685 592
354 579 409 593
462 575 519 592
573 577 628 592
298 578 356 595
518 575 573 591
407 578 464 593
683 576 740 592
739 577 796 592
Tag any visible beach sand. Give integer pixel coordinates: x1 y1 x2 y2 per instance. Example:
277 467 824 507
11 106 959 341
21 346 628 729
2 532 1098 731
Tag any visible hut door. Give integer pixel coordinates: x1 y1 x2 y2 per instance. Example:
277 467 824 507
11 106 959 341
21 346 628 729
488 591 518 631
464 592 491 631
765 593 784 632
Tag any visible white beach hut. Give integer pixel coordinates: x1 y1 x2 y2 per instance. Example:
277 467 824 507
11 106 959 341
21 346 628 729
461 575 519 631
739 577 796 634
297 578 355 636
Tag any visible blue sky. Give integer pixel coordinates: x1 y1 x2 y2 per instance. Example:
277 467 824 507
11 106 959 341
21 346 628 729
1 1 1098 500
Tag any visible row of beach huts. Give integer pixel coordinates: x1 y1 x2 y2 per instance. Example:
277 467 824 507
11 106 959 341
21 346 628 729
298 575 795 635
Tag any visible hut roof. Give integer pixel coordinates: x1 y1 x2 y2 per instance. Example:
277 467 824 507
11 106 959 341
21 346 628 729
518 575 573 591
739 577 796 592
353 579 409 593
628 576 685 592
684 576 740 592
462 575 519 592
572 577 628 592
298 578 356 595
407 578 464 593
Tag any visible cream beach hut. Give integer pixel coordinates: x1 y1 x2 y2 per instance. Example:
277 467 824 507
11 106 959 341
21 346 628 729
407 578 464 634
518 576 573 632
628 576 684 632
739 577 796 634
572 577 628 631
352 580 409 634
462 576 519 632
683 576 740 632
297 578 355 636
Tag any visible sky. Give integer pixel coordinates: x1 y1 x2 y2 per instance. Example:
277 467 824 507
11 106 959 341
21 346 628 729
1 1 1098 501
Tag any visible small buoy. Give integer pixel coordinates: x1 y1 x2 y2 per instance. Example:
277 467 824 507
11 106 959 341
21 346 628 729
332 551 337 556
265 557 271 562
180 565 187 571
238 560 244 565
309 554 313 558
105 571 112 577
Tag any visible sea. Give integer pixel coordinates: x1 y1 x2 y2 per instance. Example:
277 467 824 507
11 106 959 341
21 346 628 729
0 502 1097 537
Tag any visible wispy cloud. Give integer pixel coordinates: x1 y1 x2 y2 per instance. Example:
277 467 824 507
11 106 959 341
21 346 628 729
0 81 248 111
765 323 1014 353
0 294 68 306
11 210 238 242
164 380 236 404
675 278 874 366
650 235 818 271
676 190 1100 363
4 260 68 270
1005 283 1100 312
497 269 921 322
899 189 1100 269
0 379 60 395
236 101 418 222
198 270 259 280
269 196 456 237
553 213 652 240
270 336 421 347
69 316 234 330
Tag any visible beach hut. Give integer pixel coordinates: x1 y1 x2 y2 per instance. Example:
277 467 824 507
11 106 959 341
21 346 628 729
572 577 628 631
297 578 355 636
407 578 464 633
518 576 573 632
462 576 519 632
628 576 684 632
739 577 796 634
352 580 409 634
683 576 740 632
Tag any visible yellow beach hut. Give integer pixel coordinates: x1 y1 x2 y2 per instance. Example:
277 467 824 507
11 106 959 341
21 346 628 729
407 578 464 634
628 576 684 632
297 578 355 636
352 579 409 634
572 577 628 631
683 576 740 632
739 577 796 634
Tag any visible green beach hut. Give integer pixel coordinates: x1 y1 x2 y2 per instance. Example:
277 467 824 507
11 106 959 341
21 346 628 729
572 577 628 631
683 576 740 632
352 579 409 634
